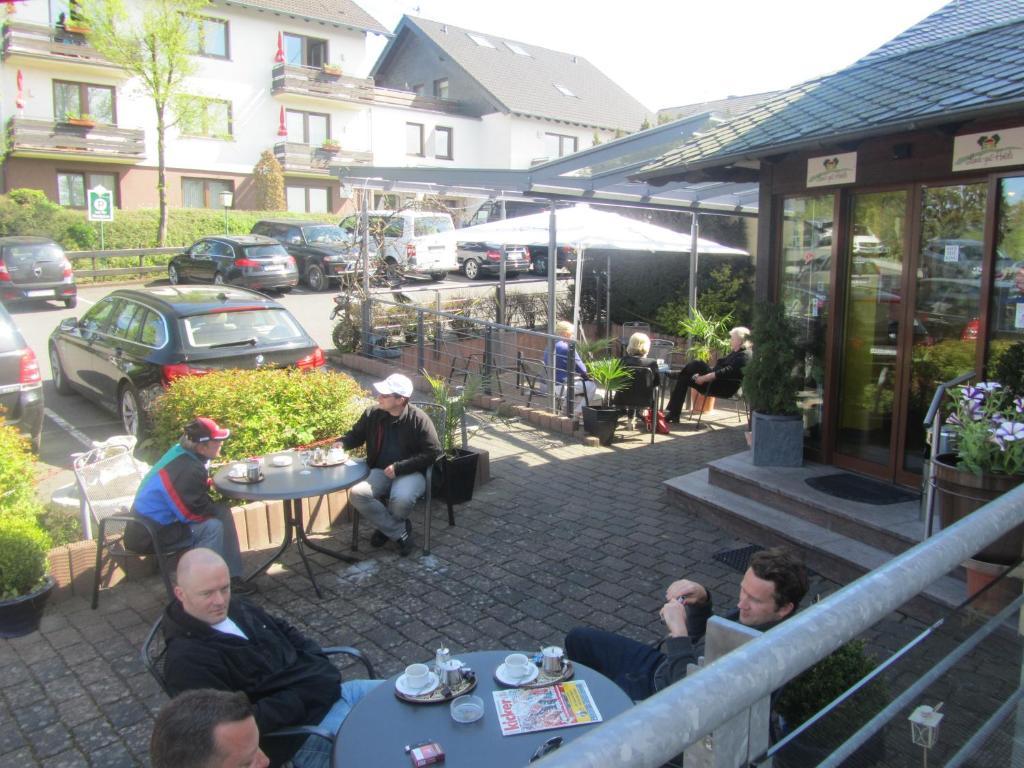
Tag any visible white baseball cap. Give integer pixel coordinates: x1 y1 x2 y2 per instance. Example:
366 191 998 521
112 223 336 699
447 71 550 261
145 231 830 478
373 373 414 398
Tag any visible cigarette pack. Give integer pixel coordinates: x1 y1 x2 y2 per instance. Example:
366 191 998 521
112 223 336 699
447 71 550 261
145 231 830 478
407 741 445 766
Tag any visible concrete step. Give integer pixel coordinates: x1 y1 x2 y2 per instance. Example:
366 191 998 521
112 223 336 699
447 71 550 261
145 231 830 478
707 453 922 556
665 468 965 625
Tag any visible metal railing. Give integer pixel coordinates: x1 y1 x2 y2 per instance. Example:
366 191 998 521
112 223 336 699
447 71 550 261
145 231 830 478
922 370 976 538
534 482 1024 767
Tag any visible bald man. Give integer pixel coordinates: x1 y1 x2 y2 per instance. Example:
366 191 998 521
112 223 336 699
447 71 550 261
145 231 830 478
163 549 378 768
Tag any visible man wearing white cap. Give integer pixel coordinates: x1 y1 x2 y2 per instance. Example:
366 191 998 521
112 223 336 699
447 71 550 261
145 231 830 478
341 373 441 556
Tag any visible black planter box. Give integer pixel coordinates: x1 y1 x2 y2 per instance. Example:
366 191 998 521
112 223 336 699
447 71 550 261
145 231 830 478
582 406 619 446
434 448 480 504
0 576 55 638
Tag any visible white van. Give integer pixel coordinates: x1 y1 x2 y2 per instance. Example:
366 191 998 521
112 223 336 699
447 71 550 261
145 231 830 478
340 210 457 281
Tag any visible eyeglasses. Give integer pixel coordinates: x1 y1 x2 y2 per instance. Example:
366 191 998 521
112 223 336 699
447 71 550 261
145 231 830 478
529 736 563 762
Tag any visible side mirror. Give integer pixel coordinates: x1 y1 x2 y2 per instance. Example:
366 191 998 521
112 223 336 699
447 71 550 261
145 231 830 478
59 317 79 331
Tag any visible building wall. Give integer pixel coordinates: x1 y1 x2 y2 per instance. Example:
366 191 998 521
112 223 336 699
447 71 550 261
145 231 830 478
370 106 483 167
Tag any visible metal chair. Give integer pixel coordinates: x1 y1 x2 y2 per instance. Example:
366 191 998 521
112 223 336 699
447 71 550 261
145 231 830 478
515 352 590 412
141 615 375 752
614 366 660 444
690 376 743 430
648 338 676 364
73 441 178 609
619 321 651 351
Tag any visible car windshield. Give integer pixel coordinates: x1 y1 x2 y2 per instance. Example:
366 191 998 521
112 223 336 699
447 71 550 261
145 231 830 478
414 217 453 236
3 243 63 266
303 225 349 244
242 244 288 260
182 309 304 349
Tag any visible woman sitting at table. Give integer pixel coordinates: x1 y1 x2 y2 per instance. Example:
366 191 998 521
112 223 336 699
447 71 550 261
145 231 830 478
543 320 600 407
615 332 660 423
665 326 751 423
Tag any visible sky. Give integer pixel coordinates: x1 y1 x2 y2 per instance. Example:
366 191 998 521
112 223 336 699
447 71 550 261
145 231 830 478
357 0 952 112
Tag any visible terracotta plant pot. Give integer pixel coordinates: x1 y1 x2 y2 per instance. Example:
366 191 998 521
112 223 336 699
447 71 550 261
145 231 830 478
691 392 716 413
66 117 96 128
964 558 1022 616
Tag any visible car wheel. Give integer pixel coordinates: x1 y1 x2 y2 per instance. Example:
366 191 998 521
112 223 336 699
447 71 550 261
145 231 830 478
213 272 225 286
430 271 446 282
278 286 292 294
506 272 520 279
64 295 77 309
119 384 144 440
49 344 74 395
307 265 327 292
168 264 182 285
463 259 481 280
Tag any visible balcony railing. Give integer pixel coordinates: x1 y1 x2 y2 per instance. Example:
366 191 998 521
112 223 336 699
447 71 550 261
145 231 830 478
273 141 371 176
2 20 118 70
7 117 145 162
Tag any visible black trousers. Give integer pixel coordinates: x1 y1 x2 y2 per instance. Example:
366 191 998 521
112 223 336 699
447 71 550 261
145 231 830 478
666 361 739 418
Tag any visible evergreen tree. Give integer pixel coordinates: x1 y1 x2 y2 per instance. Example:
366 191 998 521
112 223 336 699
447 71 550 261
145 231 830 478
252 150 286 211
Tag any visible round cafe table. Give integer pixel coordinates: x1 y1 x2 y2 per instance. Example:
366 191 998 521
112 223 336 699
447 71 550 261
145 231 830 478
213 454 368 598
332 650 633 767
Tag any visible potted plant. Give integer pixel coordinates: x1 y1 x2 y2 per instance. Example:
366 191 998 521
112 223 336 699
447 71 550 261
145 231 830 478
64 112 96 128
678 307 733 412
423 372 481 507
322 62 343 76
743 303 803 467
0 517 54 638
581 358 634 446
320 138 341 153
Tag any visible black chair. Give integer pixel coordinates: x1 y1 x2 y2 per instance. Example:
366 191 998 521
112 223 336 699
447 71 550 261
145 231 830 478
614 366 660 444
516 352 589 412
690 376 743 430
141 615 376 748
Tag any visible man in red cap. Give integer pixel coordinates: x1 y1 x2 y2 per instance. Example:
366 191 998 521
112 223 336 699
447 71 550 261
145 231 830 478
129 417 253 594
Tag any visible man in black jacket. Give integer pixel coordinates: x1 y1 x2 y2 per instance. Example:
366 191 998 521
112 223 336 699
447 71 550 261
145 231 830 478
565 548 808 701
341 373 441 556
163 549 378 768
666 326 752 422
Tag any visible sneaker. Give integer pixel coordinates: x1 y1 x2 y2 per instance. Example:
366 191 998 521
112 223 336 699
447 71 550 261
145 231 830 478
231 577 258 596
404 518 413 538
397 533 416 557
370 529 388 548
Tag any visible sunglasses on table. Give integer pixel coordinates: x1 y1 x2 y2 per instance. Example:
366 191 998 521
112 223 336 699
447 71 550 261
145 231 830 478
529 736 563 762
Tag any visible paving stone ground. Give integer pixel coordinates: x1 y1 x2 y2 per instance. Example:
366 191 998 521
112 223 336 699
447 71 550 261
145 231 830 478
1 394 930 768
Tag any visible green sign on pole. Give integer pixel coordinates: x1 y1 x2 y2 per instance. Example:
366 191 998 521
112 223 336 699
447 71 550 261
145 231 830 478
87 185 114 250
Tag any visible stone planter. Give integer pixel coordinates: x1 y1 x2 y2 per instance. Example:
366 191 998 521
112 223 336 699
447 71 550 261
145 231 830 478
751 411 804 467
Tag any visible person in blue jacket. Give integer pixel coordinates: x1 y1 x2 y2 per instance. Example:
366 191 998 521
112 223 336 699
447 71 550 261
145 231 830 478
129 417 252 594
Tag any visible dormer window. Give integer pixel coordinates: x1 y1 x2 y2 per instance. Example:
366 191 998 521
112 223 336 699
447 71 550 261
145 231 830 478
553 83 576 97
467 33 495 48
505 42 530 57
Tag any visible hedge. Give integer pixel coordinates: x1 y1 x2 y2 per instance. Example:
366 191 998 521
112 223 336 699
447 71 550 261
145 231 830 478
0 422 45 523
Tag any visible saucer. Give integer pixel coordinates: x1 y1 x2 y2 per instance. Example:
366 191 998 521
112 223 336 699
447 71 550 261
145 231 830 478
395 671 440 697
495 662 539 686
271 455 293 467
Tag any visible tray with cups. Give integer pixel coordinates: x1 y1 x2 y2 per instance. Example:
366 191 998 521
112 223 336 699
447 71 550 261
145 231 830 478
227 463 264 484
395 661 477 704
495 648 574 689
310 447 348 468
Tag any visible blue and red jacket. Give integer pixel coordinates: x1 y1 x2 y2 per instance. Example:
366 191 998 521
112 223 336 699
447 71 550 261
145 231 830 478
133 443 220 525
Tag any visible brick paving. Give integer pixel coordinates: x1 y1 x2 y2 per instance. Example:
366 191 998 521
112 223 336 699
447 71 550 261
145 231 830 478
2 402 924 768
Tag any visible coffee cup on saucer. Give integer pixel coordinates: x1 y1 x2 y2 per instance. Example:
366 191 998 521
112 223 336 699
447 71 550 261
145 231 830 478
228 463 245 478
327 447 345 462
504 653 531 681
404 663 431 691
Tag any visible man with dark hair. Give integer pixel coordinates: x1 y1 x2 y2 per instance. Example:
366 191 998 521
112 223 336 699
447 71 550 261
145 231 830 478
341 373 441 556
151 688 268 768
565 547 809 701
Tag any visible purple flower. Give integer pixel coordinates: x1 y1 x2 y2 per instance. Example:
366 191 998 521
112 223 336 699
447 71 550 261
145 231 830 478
993 421 1024 451
1015 396 1024 414
976 381 1002 393
962 386 986 404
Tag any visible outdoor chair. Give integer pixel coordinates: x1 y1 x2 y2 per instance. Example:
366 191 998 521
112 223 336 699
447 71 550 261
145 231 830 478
648 338 676 365
614 366 660 444
690 376 744 430
141 615 376 753
350 402 450 556
516 352 589 414
73 440 178 609
619 322 651 354
448 352 502 396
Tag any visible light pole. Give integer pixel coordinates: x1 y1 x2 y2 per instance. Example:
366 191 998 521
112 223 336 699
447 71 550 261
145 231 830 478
218 190 234 235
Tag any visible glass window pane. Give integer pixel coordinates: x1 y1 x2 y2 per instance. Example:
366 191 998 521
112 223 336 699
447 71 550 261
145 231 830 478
307 39 325 68
307 187 328 213
86 86 113 123
544 133 560 158
209 101 230 135
435 128 451 159
203 18 227 57
183 179 205 208
286 186 306 212
308 115 328 146
88 173 116 195
283 34 302 65
57 173 86 207
54 83 80 120
139 310 166 347
406 123 423 156
988 176 1024 367
286 110 304 141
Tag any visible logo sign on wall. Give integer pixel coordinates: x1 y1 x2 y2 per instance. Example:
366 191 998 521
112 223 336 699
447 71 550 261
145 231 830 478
806 152 857 188
953 127 1024 172
87 185 114 222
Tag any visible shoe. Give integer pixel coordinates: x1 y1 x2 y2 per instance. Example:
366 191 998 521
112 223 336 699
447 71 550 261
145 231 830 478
665 414 680 424
370 529 388 548
404 518 413 537
397 533 416 557
231 577 258 596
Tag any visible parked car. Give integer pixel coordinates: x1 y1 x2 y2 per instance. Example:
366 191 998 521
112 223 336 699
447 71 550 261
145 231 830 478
0 302 43 451
167 235 298 292
48 286 325 439
250 219 360 292
0 236 77 309
339 210 457 281
456 242 529 279
527 245 578 275
463 199 576 275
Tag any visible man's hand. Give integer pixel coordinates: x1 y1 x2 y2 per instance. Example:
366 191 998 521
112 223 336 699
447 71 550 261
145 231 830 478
660 600 689 637
665 579 708 606
384 464 396 479
693 373 714 386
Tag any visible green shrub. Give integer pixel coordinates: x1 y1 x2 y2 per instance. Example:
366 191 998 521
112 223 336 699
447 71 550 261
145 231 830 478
145 369 367 461
0 189 96 249
0 423 45 523
0 516 51 599
744 303 801 416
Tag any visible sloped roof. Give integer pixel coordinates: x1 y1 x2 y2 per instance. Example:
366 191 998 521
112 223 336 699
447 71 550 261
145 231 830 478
373 16 651 132
638 0 1024 181
657 91 780 123
222 0 389 35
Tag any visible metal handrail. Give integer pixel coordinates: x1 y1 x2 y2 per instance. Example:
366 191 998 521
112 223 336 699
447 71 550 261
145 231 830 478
922 369 975 428
922 370 976 539
535 482 1024 767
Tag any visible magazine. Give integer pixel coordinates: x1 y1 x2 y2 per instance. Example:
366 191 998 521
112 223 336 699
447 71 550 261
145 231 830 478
492 681 603 736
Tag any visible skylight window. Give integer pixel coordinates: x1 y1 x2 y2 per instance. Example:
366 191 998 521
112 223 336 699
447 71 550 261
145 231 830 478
505 41 530 57
554 83 576 97
467 33 495 48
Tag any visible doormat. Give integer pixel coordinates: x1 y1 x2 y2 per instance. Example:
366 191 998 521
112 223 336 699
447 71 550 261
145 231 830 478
805 474 919 505
713 545 763 573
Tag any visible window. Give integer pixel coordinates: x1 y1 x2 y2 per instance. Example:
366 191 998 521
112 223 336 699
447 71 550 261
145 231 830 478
285 110 329 146
54 81 115 123
435 126 453 160
467 33 495 48
544 132 578 158
139 309 168 347
505 41 530 57
180 97 232 138
553 83 576 97
283 33 326 67
57 171 117 208
182 178 233 208
286 186 329 213
189 16 228 58
433 79 449 99
406 123 424 156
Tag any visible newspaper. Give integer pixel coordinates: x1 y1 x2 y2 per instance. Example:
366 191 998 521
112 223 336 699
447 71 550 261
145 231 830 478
493 681 603 736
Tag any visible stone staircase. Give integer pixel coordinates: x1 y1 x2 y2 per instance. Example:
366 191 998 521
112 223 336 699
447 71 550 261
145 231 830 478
665 452 967 623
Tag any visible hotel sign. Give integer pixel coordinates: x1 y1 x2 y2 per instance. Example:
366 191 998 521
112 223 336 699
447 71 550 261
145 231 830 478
806 152 857 188
953 127 1024 172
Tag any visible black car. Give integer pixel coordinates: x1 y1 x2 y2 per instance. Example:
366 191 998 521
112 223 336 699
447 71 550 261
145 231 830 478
0 303 44 451
0 236 77 308
527 245 577 275
456 242 529 279
167 235 298 292
48 286 325 439
250 219 360 292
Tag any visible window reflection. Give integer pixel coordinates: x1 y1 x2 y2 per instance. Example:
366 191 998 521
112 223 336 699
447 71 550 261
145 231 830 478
989 177 1024 353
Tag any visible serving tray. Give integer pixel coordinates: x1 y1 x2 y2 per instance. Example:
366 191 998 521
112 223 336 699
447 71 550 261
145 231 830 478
394 672 477 704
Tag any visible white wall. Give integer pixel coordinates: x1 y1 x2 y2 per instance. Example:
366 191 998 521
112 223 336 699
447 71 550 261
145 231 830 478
370 105 484 167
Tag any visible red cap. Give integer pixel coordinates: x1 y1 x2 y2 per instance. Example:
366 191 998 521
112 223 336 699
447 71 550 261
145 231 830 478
184 417 231 443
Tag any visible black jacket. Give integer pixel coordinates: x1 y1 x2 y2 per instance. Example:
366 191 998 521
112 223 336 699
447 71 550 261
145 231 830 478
712 348 751 383
162 598 340 765
341 403 441 474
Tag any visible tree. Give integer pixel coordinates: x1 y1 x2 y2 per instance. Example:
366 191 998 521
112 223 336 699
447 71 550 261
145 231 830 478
252 150 285 211
79 0 207 245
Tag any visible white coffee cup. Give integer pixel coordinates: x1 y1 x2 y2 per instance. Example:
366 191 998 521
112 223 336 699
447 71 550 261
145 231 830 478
404 663 430 690
229 463 245 478
327 448 344 462
504 653 531 680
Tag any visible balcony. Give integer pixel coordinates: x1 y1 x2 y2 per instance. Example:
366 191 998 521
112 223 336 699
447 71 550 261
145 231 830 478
6 117 146 163
2 21 121 74
273 141 372 177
